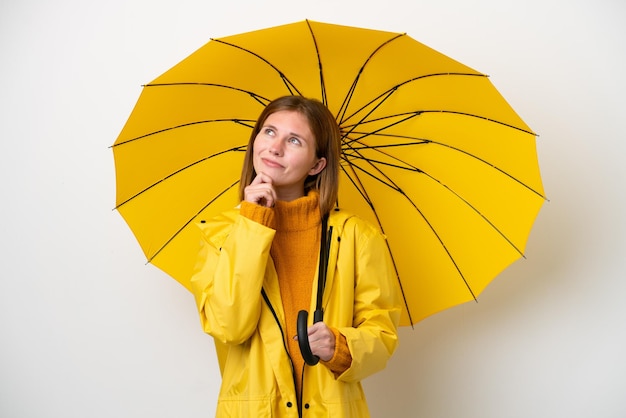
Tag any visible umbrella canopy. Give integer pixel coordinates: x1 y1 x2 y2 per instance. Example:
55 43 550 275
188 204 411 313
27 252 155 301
113 20 546 326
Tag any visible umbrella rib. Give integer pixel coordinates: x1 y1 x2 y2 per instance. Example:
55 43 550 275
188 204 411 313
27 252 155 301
143 82 272 106
340 87 399 142
344 118 545 257
305 20 327 105
341 108 544 199
430 138 546 200
112 119 255 148
341 161 478 307
342 72 481 123
336 32 406 124
339 163 415 325
114 145 246 209
346 109 536 137
341 72 537 135
347 128 546 201
346 110 544 255
147 180 240 264
212 38 304 97
350 155 528 257
343 110 422 148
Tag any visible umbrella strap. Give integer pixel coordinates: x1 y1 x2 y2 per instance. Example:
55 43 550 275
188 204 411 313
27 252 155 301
314 214 332 321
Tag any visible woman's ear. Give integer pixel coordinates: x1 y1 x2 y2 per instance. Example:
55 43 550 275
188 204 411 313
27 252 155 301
309 157 327 176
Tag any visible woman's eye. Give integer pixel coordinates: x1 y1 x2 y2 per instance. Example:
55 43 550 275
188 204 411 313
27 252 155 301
288 137 301 145
264 128 275 136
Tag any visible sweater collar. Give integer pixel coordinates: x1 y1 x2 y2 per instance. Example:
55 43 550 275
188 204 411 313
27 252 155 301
273 191 321 232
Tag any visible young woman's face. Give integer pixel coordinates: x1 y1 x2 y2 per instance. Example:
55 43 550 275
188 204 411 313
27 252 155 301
253 110 326 200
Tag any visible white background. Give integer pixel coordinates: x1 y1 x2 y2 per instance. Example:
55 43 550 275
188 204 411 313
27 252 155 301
2 0 625 417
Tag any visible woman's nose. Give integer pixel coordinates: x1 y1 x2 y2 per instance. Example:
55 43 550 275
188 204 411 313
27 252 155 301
269 141 283 156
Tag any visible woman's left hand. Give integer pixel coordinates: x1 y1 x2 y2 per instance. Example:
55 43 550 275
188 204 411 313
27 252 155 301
298 322 336 362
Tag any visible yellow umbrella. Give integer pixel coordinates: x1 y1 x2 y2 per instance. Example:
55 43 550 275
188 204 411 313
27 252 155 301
113 20 546 326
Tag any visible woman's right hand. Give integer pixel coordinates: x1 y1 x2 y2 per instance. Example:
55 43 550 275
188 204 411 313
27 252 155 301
244 172 277 208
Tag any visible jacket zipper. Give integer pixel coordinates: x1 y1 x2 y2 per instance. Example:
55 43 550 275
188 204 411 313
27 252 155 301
260 224 335 417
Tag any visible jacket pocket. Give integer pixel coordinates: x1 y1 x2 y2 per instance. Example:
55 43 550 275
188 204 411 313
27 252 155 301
216 398 273 417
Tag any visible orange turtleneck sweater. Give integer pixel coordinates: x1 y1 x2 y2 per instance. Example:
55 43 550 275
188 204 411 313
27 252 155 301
240 191 352 398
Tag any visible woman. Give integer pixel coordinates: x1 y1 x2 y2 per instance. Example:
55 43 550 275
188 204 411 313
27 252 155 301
190 96 401 417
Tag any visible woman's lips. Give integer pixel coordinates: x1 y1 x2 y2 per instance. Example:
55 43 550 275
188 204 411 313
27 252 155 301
261 158 283 168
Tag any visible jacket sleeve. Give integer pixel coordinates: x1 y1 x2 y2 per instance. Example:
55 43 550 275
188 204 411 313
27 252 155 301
189 212 276 345
336 221 402 383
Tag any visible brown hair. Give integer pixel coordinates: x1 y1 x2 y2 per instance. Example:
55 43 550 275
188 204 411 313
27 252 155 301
239 96 341 217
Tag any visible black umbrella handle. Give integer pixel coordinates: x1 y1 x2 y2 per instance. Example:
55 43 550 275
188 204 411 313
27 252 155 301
297 309 323 366
298 216 331 366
